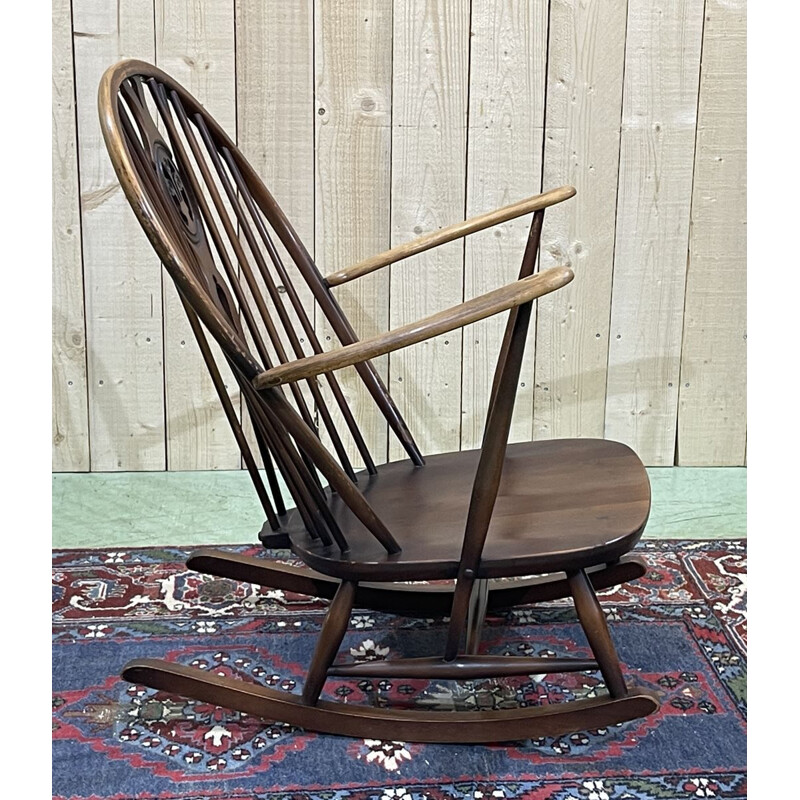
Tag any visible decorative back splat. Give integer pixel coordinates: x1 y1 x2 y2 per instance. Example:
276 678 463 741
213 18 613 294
101 61 422 550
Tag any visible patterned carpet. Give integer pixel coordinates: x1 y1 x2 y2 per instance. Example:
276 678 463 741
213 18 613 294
52 540 746 799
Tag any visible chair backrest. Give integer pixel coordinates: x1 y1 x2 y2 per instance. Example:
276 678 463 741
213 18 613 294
99 60 422 551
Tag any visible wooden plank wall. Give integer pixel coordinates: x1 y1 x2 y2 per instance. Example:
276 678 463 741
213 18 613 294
71 1 164 471
156 0 240 471
52 0 90 470
677 0 747 465
605 0 705 466
462 0 547 450
53 0 746 471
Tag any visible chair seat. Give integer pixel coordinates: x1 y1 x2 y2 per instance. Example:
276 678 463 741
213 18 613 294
289 438 650 581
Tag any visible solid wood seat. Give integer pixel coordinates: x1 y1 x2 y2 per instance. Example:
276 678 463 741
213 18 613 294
295 439 650 581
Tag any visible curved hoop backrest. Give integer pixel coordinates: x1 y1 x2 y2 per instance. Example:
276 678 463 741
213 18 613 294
99 59 421 551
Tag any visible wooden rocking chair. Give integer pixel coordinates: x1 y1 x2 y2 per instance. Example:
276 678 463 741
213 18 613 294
98 60 660 743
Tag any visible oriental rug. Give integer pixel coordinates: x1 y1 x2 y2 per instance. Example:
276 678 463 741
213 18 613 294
52 539 746 800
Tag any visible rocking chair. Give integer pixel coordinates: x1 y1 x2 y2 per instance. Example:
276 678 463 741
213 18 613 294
98 60 660 743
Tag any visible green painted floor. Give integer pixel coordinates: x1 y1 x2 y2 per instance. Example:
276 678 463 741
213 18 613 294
52 467 745 549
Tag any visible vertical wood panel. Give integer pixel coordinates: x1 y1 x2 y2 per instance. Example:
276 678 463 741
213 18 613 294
155 0 240 470
238 1 314 245
237 0 315 466
389 0 471 459
315 0 394 466
460 0 547 451
604 0 704 466
73 1 165 471
677 0 746 466
534 0 627 441
53 0 90 470
55 0 747 472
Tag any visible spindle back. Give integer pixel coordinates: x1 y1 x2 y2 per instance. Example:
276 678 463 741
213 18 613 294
99 60 421 551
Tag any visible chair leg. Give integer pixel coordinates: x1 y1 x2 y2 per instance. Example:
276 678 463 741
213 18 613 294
465 578 489 655
301 580 357 705
444 573 475 660
567 568 628 699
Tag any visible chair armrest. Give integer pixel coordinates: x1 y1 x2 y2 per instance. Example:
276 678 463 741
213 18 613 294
325 185 576 287
253 266 573 389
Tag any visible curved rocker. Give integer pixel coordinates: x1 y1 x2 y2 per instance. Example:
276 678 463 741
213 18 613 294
100 60 661 743
122 658 659 744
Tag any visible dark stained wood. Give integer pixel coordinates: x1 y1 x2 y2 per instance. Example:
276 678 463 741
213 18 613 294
222 148 378 474
101 59 661 743
327 654 599 679
302 580 356 704
325 186 577 286
254 267 573 388
185 549 647 616
149 82 276 371
445 209 545 659
181 300 279 530
257 526 292 548
238 377 336 545
121 659 660 743
263 390 402 554
465 578 489 655
486 556 647 608
196 121 357 480
292 439 650 581
568 568 629 699
487 210 546 425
